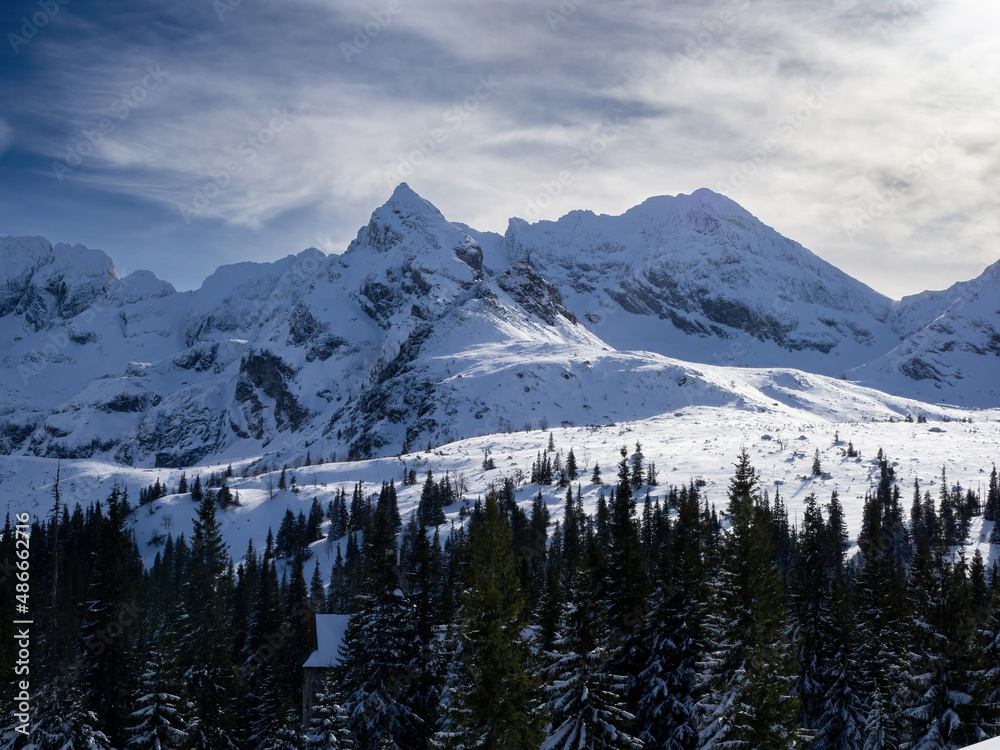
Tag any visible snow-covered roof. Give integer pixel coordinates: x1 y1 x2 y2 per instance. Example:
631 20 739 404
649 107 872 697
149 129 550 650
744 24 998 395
303 614 351 669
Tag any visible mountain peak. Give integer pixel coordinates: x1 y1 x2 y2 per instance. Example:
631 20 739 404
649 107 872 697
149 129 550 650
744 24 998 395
380 182 444 220
346 184 468 262
626 188 751 226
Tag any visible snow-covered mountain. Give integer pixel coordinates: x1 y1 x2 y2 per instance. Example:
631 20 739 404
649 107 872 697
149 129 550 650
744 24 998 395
504 189 899 373
850 258 1000 404
1 184 997 469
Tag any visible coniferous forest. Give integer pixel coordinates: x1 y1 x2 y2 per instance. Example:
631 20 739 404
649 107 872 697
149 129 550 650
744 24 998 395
3 445 1000 750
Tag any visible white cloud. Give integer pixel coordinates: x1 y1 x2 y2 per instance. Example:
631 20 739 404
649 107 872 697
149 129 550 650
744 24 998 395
5 0 999 298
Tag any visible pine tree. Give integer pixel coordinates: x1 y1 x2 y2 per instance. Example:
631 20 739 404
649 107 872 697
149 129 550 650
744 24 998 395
853 473 909 749
401 512 441 746
637 479 703 750
126 650 190 750
606 446 649 713
310 560 326 612
542 549 641 749
645 462 658 487
812 449 823 477
630 442 644 490
697 449 800 750
419 471 446 526
448 489 543 748
308 497 326 542
811 581 865 750
181 490 238 750
904 542 989 749
591 464 601 484
566 448 578 481
793 491 869 750
308 672 356 749
26 674 114 750
80 486 139 747
339 500 419 750
985 464 1000 523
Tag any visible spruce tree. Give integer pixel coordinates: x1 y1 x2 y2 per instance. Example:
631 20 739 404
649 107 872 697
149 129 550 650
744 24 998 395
853 480 909 749
181 491 238 750
542 548 641 749
637 478 704 750
630 442 644 490
339 501 419 750
192 474 204 503
308 672 356 749
26 675 113 750
985 464 1000 522
80 486 139 747
449 489 543 749
606 446 649 714
904 543 988 748
698 449 799 750
126 649 190 750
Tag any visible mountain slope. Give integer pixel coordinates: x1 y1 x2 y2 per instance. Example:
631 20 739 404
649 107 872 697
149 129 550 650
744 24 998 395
0 185 997 468
504 188 898 374
851 258 1000 403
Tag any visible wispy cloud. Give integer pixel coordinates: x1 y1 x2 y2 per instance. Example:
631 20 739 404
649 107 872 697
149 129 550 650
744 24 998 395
0 0 997 296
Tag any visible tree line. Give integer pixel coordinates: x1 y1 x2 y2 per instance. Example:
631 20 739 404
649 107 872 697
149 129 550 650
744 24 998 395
1 445 1000 749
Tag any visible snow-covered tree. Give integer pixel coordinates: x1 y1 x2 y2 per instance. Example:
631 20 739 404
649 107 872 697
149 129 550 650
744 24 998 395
443 489 543 748
23 673 113 750
697 449 800 750
339 501 420 750
637 483 704 750
542 554 641 750
307 672 356 749
126 650 190 750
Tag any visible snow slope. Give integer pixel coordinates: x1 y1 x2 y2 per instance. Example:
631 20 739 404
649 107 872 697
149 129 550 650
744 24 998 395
1 390 997 591
505 188 898 375
0 184 998 472
851 258 1000 404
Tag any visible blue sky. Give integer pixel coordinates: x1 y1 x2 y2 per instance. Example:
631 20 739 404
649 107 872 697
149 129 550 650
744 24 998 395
1 0 998 297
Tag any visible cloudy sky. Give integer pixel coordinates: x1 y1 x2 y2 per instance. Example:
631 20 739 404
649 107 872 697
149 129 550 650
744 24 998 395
1 0 998 298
